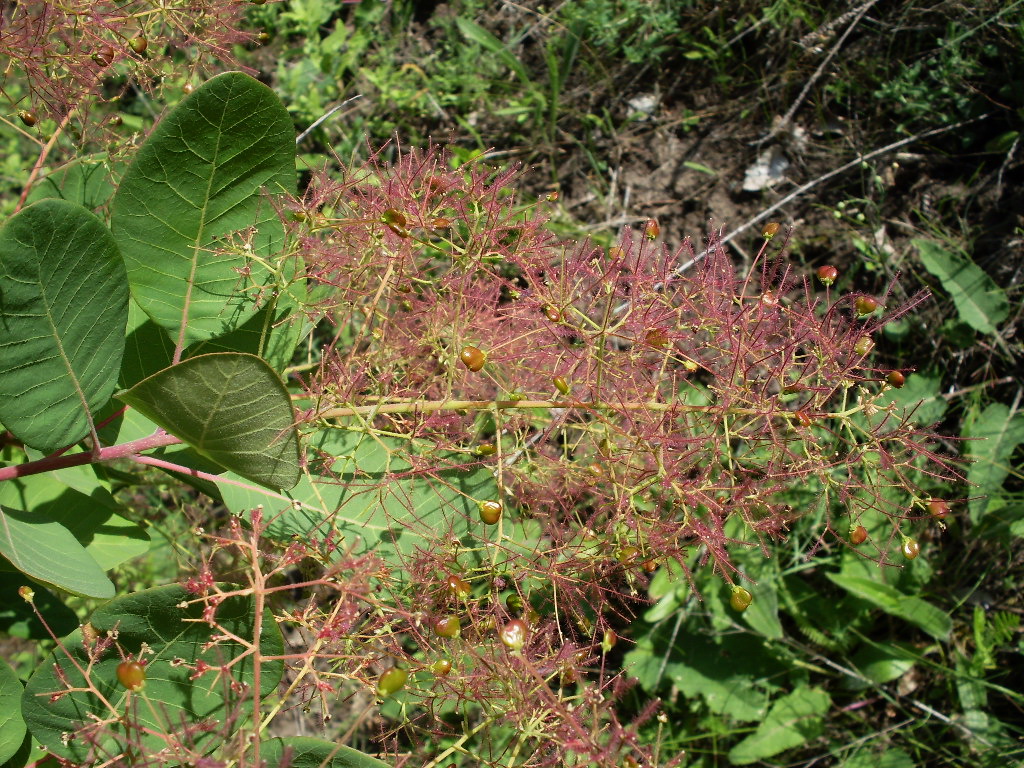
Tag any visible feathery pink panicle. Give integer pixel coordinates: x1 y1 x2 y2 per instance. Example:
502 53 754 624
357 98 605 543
1 1 255 127
300 144 960 579
269 144 963 763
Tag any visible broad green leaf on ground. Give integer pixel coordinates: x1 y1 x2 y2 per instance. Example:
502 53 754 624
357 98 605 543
0 656 26 766
727 686 830 765
879 369 947 426
841 748 914 768
260 737 390 768
0 505 113 598
0 198 128 452
625 621 783 722
21 585 283 764
0 475 148 572
118 353 300 490
826 573 951 640
963 403 1024 522
110 71 295 345
845 642 916 688
455 18 532 86
0 571 78 640
217 429 500 572
914 238 1009 334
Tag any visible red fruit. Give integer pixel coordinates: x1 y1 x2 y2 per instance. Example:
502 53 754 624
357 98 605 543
762 222 780 239
446 574 471 599
91 45 115 67
543 305 561 323
17 109 37 127
855 295 880 317
816 265 838 285
116 660 146 691
729 586 753 612
376 667 408 697
887 371 906 388
460 346 486 371
433 615 461 639
644 219 660 239
478 500 502 524
927 499 950 520
901 537 920 560
129 36 148 54
850 524 868 545
499 618 528 650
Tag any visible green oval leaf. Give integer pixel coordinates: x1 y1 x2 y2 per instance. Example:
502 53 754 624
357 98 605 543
0 656 27 766
0 504 114 599
21 585 283 764
964 403 1024 522
0 198 128 452
0 474 149 572
727 686 830 764
117 352 300 490
914 238 1009 335
110 72 295 345
825 574 951 640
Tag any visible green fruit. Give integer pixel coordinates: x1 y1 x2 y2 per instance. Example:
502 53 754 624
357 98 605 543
129 36 148 54
499 618 528 651
616 545 640 564
431 658 452 676
553 376 571 395
854 335 874 356
729 586 753 612
478 499 502 524
376 667 408 697
116 660 146 691
901 537 920 560
601 628 617 653
433 615 461 638
505 593 524 614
